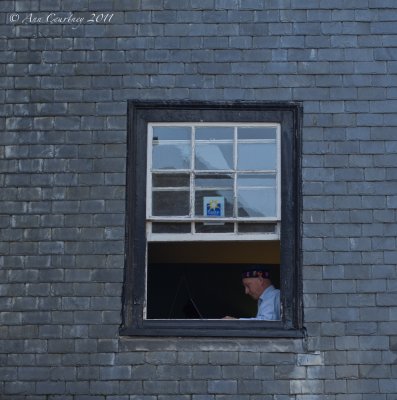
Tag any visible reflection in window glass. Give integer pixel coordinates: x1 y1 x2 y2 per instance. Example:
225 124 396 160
238 127 277 140
237 174 276 187
195 174 233 188
195 143 233 170
238 143 276 171
153 191 190 216
153 143 191 170
148 123 280 224
196 127 233 140
238 188 276 217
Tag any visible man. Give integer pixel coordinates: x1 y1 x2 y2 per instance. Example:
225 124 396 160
223 265 280 320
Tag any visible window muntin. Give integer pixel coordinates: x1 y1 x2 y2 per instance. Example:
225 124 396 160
147 123 281 241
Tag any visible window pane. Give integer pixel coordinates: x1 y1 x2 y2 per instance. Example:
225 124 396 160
238 143 276 171
238 223 276 233
152 191 190 216
195 144 233 170
238 127 277 140
153 143 191 170
152 223 191 233
238 188 276 217
153 173 190 188
195 190 233 217
195 223 234 233
237 174 276 187
195 174 233 188
153 126 191 140
196 127 233 140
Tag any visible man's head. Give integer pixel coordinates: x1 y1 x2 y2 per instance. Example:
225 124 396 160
241 265 273 300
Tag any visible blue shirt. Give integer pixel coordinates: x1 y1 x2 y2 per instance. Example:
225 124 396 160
240 285 280 321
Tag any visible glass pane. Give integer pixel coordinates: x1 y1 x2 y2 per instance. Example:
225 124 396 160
195 143 233 170
153 126 191 140
152 143 191 170
238 188 276 217
195 190 233 217
237 174 276 187
238 143 276 171
238 223 276 233
195 223 234 233
196 127 233 140
152 223 191 233
238 127 277 140
153 173 190 188
195 174 233 188
152 190 190 216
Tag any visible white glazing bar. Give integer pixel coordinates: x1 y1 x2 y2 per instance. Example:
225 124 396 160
191 126 195 228
147 124 153 220
147 217 278 222
152 187 191 191
147 232 280 242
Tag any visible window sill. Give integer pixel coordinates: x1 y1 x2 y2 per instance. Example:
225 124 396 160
120 320 305 338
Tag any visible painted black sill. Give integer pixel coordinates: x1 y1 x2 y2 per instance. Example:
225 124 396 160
120 320 305 339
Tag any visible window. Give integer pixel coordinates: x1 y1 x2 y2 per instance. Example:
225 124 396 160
148 123 280 240
121 101 303 337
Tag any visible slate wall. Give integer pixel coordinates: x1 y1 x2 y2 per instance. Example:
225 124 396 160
1 0 397 399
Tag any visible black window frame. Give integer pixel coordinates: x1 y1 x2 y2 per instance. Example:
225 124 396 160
121 100 303 338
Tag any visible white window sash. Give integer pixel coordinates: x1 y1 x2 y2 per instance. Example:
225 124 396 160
146 122 281 240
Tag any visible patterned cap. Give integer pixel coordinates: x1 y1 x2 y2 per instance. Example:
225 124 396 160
241 264 273 279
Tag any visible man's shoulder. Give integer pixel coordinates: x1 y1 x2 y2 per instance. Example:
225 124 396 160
262 285 279 298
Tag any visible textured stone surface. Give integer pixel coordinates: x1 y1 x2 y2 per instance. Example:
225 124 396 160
1 0 397 398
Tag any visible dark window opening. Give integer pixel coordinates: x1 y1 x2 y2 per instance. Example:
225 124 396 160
147 241 280 320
